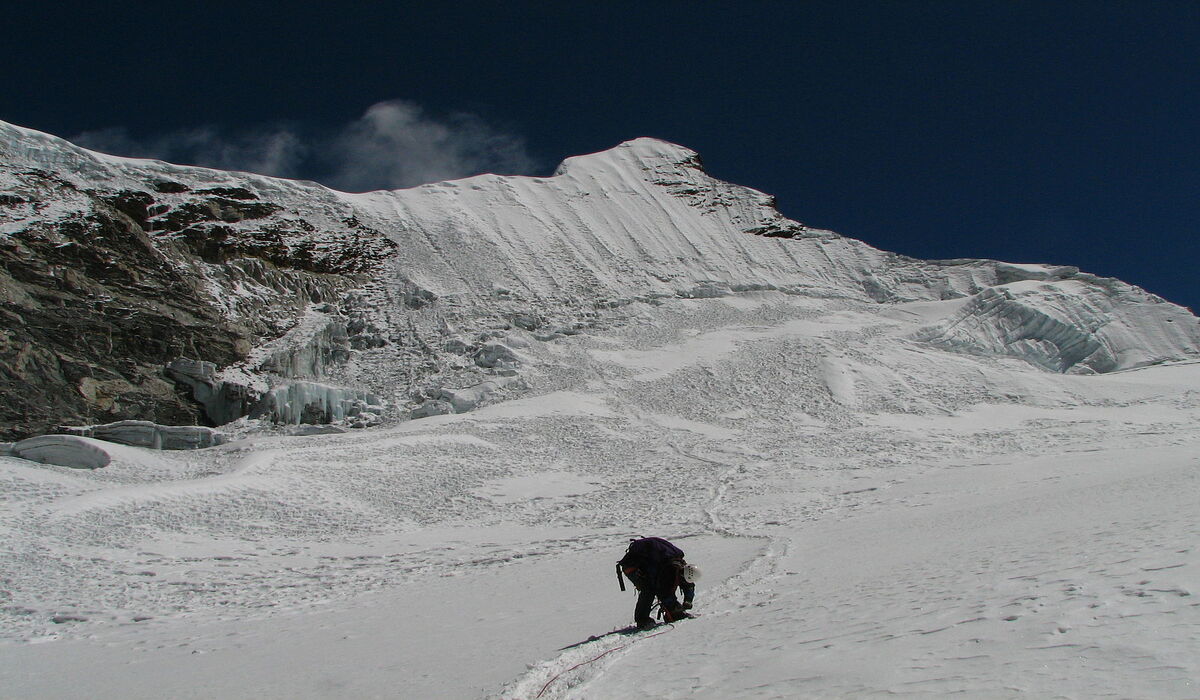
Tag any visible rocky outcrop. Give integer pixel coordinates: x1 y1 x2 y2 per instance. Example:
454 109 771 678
0 126 396 439
0 179 242 439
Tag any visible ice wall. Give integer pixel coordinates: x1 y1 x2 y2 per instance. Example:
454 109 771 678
165 358 259 425
65 420 226 450
254 313 353 380
253 382 382 425
5 117 1200 440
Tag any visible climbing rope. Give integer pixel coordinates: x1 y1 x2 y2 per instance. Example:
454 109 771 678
534 626 673 698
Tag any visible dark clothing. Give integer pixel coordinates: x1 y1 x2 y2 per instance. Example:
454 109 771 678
618 537 696 626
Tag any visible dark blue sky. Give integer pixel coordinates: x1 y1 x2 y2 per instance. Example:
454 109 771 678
4 2 1197 311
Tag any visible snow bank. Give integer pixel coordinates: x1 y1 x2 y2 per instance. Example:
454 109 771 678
10 435 111 469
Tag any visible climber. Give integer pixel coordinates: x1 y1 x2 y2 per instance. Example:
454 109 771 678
616 536 701 629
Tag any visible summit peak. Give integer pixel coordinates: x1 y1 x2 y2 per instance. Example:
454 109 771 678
552 137 704 178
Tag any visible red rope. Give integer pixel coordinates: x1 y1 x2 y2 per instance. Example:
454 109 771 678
534 627 672 698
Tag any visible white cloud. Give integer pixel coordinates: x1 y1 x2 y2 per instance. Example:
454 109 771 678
323 100 536 190
70 100 536 191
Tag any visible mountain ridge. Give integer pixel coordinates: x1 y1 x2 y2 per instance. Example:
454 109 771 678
1 119 1197 439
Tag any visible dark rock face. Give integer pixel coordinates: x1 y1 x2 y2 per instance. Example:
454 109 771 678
0 165 396 440
1 178 233 438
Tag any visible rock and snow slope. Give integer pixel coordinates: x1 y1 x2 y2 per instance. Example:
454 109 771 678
2 120 1198 439
2 121 1200 698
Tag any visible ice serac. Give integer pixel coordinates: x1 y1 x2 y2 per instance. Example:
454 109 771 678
2 121 1200 437
254 382 381 425
64 420 226 449
913 278 1200 373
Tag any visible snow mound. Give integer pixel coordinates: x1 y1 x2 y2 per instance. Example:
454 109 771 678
10 435 111 469
819 356 858 406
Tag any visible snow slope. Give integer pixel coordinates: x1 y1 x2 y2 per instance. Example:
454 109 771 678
340 137 1200 376
4 120 1198 438
2 293 1198 698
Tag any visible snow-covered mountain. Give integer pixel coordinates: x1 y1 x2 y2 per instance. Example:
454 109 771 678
2 120 1197 440
3 120 1200 698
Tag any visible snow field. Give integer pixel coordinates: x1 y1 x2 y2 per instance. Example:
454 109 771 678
572 446 1199 699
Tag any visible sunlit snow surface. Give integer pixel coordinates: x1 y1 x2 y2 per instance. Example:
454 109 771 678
3 295 1198 699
